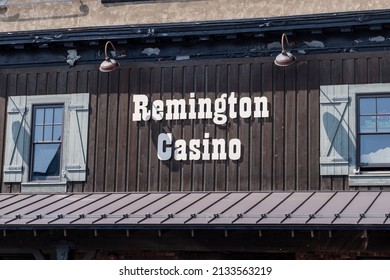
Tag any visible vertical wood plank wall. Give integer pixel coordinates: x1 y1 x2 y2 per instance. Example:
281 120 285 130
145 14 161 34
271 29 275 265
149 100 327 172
0 52 388 193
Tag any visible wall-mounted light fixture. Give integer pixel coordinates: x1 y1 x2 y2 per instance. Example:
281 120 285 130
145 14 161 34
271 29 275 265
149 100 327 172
99 41 120 72
274 33 296 67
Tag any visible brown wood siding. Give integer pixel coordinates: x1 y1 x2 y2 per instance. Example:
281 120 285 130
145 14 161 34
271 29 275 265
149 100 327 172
1 51 390 193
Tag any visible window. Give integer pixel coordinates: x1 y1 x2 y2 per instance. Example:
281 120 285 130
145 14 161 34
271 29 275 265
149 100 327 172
31 105 64 181
3 93 89 192
358 95 390 170
320 84 390 186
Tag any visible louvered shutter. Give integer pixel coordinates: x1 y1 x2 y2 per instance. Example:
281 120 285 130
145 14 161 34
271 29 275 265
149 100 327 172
320 85 352 175
64 93 89 181
3 96 29 182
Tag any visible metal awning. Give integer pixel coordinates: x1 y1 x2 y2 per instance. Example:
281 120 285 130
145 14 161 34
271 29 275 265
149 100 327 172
1 191 390 230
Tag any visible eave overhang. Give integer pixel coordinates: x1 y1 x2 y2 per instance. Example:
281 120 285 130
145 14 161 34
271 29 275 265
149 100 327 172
1 191 390 231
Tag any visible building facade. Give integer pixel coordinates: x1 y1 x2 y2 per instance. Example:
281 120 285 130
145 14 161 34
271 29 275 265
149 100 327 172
1 1 390 259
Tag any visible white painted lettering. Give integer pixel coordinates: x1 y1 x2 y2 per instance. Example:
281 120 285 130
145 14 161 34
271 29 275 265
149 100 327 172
198 98 212 119
228 92 238 119
229 139 241 160
211 139 227 160
214 93 227 125
254 96 269 118
202 133 210 160
189 139 201 160
166 99 187 120
152 100 164 121
157 133 172 161
239 97 252 118
132 94 150 121
174 139 187 161
188 92 197 120
132 92 269 124
157 133 241 161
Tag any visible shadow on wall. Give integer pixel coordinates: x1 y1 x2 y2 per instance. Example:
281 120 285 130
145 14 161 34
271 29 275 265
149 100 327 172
0 3 89 22
12 120 29 165
12 120 61 177
323 111 355 159
149 121 181 172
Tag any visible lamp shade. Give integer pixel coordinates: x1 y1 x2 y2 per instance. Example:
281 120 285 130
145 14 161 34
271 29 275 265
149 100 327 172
274 50 296 67
99 58 120 72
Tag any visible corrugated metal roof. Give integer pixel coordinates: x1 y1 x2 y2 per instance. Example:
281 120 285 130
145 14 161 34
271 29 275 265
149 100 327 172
1 191 390 230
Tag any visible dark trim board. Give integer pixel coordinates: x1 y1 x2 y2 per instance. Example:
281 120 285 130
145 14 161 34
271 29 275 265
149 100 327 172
0 229 383 253
1 9 390 51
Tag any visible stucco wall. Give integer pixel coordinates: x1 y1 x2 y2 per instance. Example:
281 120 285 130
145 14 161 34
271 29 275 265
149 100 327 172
0 0 389 32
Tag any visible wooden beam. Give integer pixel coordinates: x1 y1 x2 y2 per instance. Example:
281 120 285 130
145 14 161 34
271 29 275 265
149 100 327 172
0 229 384 253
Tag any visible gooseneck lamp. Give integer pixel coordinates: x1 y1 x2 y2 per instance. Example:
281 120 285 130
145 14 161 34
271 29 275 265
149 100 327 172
99 41 120 72
274 33 296 67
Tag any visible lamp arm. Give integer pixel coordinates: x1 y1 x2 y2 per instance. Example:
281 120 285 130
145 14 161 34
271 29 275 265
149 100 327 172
104 41 117 59
281 33 290 53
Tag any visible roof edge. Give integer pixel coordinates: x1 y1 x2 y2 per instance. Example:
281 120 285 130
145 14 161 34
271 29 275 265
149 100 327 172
1 9 390 45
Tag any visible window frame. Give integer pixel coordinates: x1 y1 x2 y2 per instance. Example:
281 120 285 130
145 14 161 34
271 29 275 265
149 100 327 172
23 95 71 185
30 104 65 181
3 93 89 192
356 94 390 170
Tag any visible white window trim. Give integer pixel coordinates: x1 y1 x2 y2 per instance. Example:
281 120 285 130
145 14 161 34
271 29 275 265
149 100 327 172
23 95 70 184
320 83 390 186
3 93 89 192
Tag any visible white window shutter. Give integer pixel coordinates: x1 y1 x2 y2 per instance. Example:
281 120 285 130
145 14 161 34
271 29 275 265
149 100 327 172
3 96 28 182
64 93 90 181
320 85 351 175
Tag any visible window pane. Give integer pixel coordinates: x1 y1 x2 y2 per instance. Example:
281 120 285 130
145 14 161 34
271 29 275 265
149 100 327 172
377 98 390 115
44 108 54 125
54 107 63 124
35 108 44 125
359 98 376 115
31 105 64 180
44 126 53 141
53 125 62 141
360 134 390 166
360 116 376 133
32 143 61 178
377 115 390 132
34 125 44 142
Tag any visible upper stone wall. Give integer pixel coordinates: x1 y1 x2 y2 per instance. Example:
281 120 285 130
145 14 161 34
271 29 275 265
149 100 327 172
1 0 390 32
